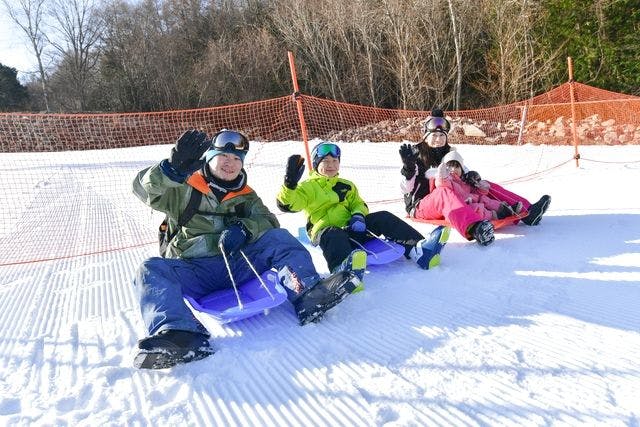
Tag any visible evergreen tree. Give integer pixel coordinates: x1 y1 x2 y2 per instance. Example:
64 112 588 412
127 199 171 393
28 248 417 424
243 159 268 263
0 64 29 111
539 0 640 94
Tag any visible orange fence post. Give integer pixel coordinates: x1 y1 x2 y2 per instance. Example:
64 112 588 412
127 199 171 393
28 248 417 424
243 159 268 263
567 57 581 167
287 51 313 171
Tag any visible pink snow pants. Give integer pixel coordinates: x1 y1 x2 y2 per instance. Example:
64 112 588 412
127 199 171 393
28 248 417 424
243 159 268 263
486 181 531 210
413 186 483 239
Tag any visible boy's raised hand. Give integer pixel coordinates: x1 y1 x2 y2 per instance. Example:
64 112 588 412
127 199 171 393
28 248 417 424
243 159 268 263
169 129 210 175
284 154 305 189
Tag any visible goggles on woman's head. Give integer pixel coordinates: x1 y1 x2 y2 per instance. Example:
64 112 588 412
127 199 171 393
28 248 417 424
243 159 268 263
211 130 250 153
423 116 451 134
312 142 341 159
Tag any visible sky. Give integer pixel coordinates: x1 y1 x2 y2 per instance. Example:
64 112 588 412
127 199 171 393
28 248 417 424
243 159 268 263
0 9 36 79
0 142 639 425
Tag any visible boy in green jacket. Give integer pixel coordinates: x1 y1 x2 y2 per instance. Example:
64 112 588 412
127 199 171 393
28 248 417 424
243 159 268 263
277 142 449 283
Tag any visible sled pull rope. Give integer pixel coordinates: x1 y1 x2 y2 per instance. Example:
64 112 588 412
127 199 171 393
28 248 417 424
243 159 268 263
239 250 275 300
348 237 379 259
366 229 399 250
219 244 244 310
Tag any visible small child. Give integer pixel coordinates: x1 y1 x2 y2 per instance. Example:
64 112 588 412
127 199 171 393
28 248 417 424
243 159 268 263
436 151 523 221
277 142 450 283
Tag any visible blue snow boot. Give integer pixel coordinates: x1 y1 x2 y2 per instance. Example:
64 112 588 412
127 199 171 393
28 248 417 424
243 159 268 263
294 271 361 325
332 249 367 291
134 329 214 369
409 225 450 269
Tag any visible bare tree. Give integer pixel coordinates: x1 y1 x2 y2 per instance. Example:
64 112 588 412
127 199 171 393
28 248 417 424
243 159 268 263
379 0 430 109
349 0 386 107
446 0 462 110
47 0 103 110
1 0 51 111
477 0 560 104
196 26 287 106
271 0 351 101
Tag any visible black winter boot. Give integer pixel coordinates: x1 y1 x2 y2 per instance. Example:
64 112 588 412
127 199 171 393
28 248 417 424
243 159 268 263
521 195 551 226
469 220 495 246
294 271 360 325
134 329 214 369
511 201 524 215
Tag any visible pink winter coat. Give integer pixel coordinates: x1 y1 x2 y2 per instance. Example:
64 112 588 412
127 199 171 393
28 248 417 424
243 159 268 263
436 172 501 220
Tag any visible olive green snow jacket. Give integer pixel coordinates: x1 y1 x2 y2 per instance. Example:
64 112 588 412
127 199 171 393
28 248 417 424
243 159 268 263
133 164 278 258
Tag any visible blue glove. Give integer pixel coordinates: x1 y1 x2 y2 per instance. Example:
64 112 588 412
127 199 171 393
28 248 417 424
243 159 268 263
218 223 249 256
348 214 366 233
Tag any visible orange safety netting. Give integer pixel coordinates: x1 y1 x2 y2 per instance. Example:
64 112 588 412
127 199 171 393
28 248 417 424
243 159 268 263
0 82 639 266
1 82 639 152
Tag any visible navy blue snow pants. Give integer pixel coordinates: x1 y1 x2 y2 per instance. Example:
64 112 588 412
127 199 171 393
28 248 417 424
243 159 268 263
133 228 320 336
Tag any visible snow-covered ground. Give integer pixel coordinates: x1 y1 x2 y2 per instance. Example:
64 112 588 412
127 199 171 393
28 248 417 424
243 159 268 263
1 142 639 426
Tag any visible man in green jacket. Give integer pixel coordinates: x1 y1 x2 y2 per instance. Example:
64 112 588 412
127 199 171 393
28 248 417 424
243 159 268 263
132 130 360 369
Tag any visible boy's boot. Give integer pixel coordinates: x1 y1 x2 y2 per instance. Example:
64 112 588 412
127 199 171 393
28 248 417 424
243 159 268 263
469 220 495 246
409 225 450 269
521 195 551 226
332 249 367 291
134 329 214 369
293 271 361 325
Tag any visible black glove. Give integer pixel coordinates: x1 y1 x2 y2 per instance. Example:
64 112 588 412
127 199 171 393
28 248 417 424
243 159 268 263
462 170 482 187
399 143 417 179
218 223 250 256
347 214 366 233
168 129 210 175
284 154 305 189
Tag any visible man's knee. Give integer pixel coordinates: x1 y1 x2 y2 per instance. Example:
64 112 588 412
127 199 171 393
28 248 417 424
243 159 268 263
258 227 297 246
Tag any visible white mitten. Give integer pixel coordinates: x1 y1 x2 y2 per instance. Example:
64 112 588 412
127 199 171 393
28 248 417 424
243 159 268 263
436 162 449 179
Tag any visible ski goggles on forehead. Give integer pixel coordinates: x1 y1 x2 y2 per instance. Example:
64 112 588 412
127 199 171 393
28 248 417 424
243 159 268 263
423 116 451 134
313 143 341 158
211 130 250 152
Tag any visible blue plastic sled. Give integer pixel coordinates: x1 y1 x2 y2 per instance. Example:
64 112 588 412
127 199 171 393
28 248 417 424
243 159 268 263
297 226 404 265
184 270 288 324
358 238 405 265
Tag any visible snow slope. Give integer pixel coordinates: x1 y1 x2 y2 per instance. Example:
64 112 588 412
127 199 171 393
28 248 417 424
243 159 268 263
1 143 639 426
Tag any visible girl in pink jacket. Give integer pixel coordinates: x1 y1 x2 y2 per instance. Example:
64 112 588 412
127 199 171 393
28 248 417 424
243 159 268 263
435 151 523 221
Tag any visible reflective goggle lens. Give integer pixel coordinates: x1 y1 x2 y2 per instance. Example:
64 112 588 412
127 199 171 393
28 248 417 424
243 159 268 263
314 143 341 158
212 131 250 152
424 116 451 133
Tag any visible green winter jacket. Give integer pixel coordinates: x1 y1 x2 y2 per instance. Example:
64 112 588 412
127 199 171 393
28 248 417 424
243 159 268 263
277 171 368 243
133 163 279 259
